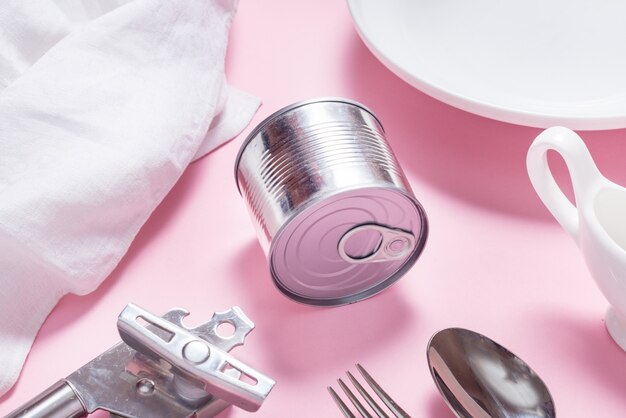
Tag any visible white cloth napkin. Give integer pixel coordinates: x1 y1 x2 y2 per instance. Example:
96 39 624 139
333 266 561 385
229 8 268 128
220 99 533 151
0 0 259 396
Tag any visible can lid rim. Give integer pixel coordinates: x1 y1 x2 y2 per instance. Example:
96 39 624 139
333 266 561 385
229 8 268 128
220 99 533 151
266 185 429 306
233 97 383 193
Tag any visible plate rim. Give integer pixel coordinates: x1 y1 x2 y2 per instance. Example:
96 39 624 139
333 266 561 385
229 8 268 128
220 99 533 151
346 0 626 130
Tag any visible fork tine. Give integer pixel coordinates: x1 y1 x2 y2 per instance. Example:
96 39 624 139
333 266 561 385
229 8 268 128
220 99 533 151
347 371 390 418
356 364 411 418
328 386 357 418
338 378 373 418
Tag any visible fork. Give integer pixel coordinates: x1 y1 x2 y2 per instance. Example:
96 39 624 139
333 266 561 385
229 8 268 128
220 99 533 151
327 363 411 418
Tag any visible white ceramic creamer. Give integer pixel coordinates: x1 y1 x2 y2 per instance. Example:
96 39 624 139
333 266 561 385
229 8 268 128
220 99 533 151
528 126 626 351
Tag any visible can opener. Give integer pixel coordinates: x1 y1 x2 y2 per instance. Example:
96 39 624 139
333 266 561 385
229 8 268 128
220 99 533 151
6 303 275 418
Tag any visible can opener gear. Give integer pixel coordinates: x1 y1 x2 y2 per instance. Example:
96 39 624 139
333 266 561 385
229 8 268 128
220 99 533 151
6 303 275 418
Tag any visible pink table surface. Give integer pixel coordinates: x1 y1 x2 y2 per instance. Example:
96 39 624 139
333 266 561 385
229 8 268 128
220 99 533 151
3 1 626 417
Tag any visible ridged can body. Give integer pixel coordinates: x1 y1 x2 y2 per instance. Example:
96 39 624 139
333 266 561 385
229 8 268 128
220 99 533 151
235 98 428 306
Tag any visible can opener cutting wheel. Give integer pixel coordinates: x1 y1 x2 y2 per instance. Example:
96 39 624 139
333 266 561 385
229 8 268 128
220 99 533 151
6 303 276 418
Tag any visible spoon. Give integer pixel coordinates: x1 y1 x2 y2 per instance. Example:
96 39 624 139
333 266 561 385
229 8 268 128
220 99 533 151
426 328 555 418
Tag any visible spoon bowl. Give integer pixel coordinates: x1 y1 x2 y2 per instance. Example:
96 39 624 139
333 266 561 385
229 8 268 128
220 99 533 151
427 328 555 418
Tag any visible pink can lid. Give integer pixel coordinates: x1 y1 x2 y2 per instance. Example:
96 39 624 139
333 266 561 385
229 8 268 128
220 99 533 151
269 187 427 306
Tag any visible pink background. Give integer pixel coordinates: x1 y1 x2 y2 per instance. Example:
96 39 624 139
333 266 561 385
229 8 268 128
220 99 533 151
3 1 626 417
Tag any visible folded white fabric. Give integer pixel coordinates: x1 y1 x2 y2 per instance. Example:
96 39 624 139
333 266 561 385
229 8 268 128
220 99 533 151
0 0 259 396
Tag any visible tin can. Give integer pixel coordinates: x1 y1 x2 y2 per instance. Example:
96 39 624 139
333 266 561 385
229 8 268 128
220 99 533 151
234 98 428 306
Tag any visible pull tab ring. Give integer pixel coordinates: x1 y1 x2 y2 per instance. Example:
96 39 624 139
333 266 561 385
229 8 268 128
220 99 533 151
338 224 415 264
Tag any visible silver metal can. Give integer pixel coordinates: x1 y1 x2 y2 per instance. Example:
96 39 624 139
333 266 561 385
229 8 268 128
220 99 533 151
234 98 428 306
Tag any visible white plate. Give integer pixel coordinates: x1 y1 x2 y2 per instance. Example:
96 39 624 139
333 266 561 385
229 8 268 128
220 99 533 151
347 0 626 130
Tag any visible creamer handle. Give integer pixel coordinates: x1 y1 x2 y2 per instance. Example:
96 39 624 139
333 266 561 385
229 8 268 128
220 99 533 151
527 126 601 241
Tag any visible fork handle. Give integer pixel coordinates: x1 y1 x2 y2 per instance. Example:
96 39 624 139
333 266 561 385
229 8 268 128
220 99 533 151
5 380 87 418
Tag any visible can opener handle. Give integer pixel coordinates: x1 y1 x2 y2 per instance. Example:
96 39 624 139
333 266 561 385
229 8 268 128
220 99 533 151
5 303 275 418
